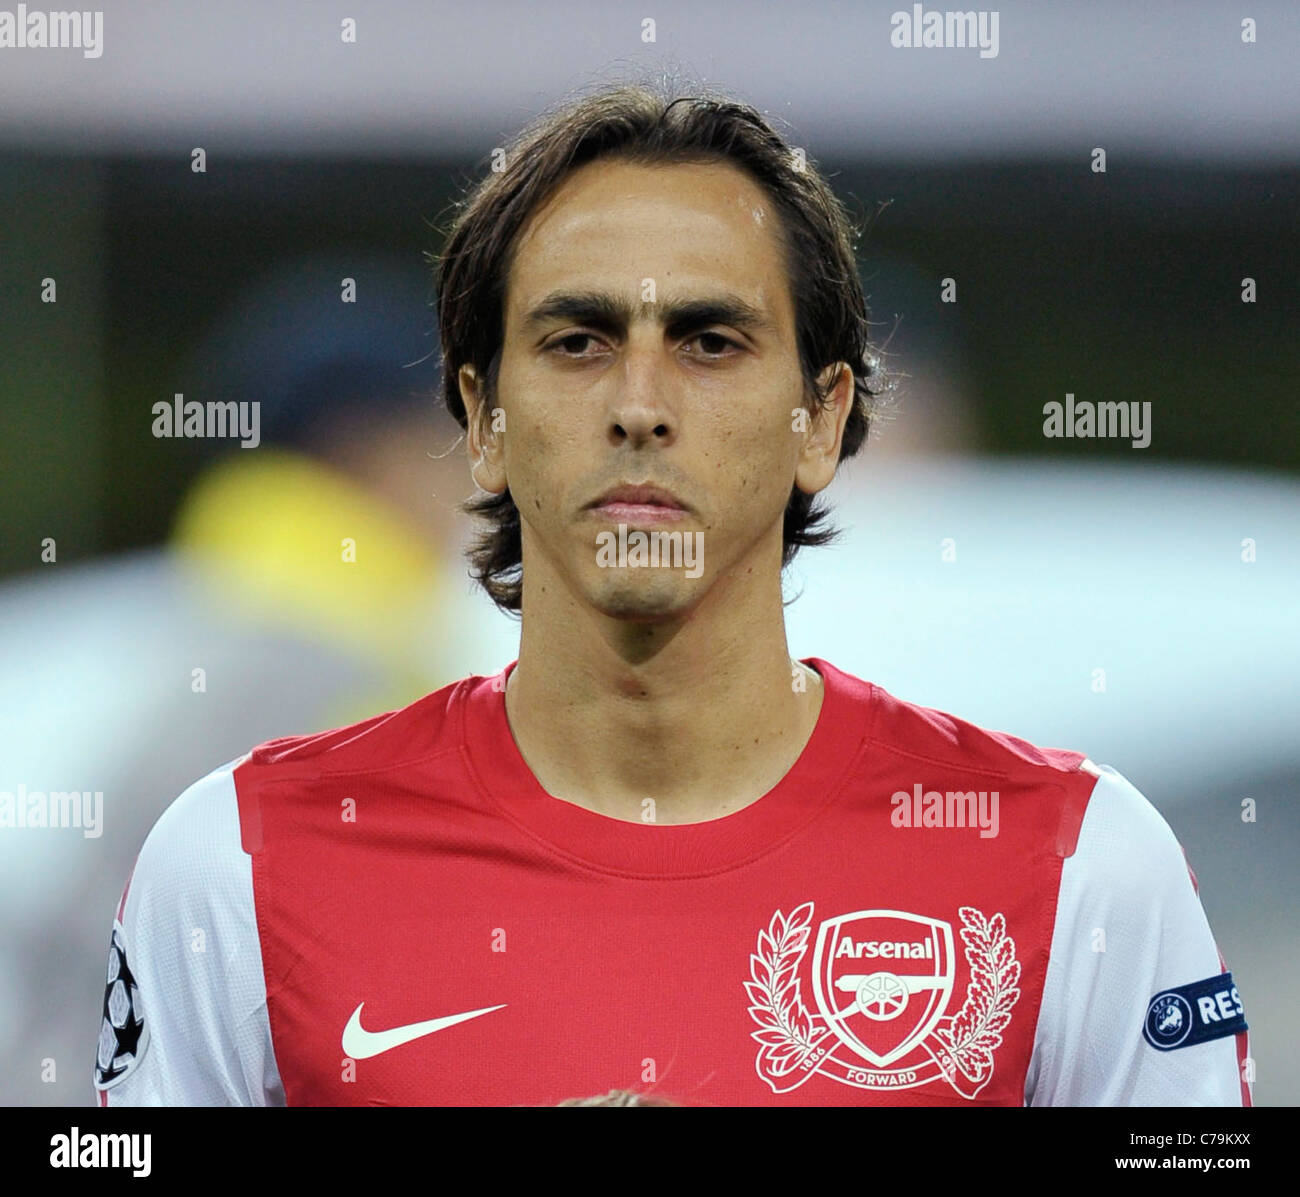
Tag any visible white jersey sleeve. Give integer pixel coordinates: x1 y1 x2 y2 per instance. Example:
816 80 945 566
93 757 285 1106
1025 763 1249 1106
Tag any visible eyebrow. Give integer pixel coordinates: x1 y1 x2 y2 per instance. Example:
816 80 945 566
520 290 778 340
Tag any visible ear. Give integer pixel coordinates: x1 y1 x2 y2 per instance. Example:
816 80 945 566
793 362 854 497
459 364 509 495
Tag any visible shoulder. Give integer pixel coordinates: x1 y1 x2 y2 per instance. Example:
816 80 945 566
114 755 258 1007
1067 762 1197 905
129 755 249 912
240 672 480 776
854 671 1092 788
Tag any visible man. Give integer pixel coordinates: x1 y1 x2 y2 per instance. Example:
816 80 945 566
94 83 1250 1106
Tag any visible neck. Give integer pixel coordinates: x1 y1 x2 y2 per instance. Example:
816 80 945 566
503 538 824 825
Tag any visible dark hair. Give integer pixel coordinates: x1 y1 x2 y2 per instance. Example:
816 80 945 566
432 78 893 616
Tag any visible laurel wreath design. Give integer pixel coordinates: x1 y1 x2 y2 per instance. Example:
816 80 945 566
745 902 828 1075
747 903 1020 1088
932 906 1021 1082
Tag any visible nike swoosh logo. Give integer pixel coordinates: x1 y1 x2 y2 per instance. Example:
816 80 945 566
341 1001 507 1060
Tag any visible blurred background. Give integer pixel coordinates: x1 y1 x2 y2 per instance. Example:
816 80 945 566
0 0 1296 1106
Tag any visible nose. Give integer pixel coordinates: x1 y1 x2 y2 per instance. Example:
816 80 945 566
606 336 677 448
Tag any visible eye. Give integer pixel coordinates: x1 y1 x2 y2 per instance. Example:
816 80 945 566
683 332 741 359
547 332 605 357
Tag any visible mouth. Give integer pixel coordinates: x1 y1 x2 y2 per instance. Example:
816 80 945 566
587 483 689 524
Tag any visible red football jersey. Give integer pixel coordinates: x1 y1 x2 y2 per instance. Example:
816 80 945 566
95 658 1250 1105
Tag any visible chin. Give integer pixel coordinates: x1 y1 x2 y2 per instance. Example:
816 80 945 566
588 571 697 623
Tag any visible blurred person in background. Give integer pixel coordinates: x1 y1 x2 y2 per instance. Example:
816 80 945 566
0 252 519 1105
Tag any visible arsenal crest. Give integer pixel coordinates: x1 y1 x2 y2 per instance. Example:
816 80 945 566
745 904 1020 1098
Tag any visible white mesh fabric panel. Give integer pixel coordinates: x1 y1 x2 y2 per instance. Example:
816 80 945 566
97 757 284 1106
1025 764 1246 1106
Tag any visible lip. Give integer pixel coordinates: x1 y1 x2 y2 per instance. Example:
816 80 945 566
587 483 687 512
586 484 688 527
589 502 688 525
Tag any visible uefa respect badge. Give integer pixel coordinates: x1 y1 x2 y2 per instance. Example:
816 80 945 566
1143 973 1247 1052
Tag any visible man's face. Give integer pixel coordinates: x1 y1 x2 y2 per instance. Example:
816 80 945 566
463 157 846 623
